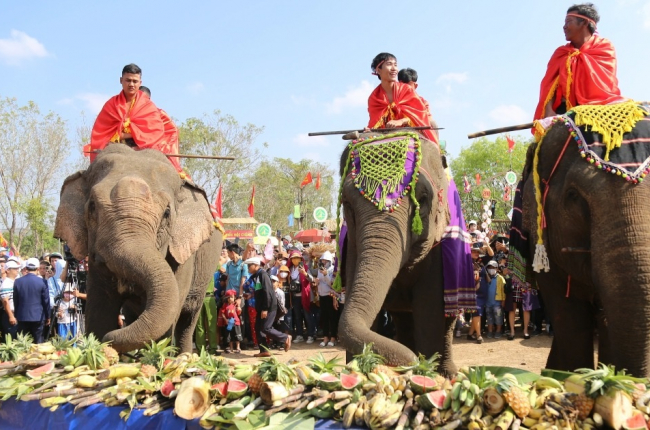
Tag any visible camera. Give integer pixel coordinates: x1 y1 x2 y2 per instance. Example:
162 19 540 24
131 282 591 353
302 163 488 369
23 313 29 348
319 262 325 270
472 242 483 250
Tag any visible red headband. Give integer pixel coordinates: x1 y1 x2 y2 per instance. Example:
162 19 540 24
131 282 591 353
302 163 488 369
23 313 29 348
566 13 597 29
372 60 385 76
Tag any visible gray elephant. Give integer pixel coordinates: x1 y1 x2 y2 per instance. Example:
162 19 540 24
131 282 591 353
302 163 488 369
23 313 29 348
337 131 461 375
519 105 650 377
54 144 222 353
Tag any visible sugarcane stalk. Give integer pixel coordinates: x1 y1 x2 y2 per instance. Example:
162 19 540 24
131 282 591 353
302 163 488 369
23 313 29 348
330 390 352 400
0 365 25 377
307 395 331 410
511 418 522 430
334 398 351 411
39 396 68 407
67 390 99 404
233 397 262 420
260 382 304 405
97 365 140 380
396 398 414 430
27 373 65 389
265 402 292 417
292 397 311 414
74 392 110 412
271 392 306 407
22 388 87 401
20 360 57 367
144 399 174 416
412 409 425 427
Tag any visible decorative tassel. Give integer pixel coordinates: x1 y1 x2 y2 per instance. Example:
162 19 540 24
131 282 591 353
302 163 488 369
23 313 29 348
411 208 423 235
332 273 342 292
532 243 550 273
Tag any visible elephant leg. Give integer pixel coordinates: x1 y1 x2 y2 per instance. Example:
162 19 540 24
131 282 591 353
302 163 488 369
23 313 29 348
412 247 457 376
85 265 122 340
391 311 416 351
540 273 595 371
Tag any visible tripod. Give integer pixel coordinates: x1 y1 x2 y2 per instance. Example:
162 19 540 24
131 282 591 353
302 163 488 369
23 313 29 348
46 264 85 341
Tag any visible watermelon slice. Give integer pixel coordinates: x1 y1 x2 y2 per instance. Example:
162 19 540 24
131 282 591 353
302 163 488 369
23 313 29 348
161 379 176 397
210 381 228 398
410 374 439 394
624 412 647 430
26 361 55 379
340 373 363 390
226 378 248 400
318 373 341 391
417 390 448 410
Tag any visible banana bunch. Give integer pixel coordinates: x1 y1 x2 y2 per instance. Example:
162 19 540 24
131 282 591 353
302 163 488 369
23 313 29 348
522 392 579 430
357 391 406 429
60 346 84 369
450 378 480 412
232 364 254 382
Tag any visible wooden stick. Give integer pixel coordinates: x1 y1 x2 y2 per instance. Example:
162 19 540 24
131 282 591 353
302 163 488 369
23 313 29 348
308 126 440 136
84 151 235 161
561 247 591 253
467 122 535 139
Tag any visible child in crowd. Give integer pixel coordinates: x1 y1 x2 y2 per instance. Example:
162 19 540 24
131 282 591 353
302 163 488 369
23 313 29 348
57 285 78 340
242 276 258 348
272 275 289 342
219 290 242 353
481 260 506 338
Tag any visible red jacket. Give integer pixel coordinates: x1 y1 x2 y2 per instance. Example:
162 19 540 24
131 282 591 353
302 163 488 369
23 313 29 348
219 303 241 327
287 261 312 311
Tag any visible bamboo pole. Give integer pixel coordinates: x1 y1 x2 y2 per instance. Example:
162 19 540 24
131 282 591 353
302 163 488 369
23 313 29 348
467 122 535 139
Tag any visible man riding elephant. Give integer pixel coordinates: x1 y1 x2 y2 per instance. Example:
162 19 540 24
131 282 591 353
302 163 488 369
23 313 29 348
533 3 627 136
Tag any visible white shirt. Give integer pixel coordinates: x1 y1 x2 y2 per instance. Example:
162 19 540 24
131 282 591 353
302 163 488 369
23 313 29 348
316 265 334 296
0 277 15 312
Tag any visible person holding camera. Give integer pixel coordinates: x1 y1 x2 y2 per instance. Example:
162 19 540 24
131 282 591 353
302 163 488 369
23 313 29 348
46 253 66 308
56 285 78 339
315 252 337 347
287 249 314 344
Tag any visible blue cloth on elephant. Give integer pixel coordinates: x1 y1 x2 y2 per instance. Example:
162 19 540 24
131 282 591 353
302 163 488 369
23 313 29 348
441 179 477 316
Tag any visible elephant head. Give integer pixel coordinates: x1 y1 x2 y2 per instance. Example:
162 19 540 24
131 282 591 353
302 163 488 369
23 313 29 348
54 144 216 352
522 118 650 377
337 132 450 366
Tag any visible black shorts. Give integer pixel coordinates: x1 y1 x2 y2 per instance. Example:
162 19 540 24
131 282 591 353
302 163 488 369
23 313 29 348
222 325 243 343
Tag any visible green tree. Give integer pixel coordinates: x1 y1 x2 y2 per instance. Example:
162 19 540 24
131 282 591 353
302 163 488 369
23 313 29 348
247 158 336 233
178 111 266 216
18 198 58 257
449 135 530 229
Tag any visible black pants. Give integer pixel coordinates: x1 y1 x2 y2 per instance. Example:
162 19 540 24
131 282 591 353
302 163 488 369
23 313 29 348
256 309 288 352
0 312 17 340
319 295 337 338
18 321 44 344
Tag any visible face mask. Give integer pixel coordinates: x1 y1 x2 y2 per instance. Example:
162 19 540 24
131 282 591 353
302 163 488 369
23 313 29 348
487 269 497 276
280 273 288 279
281 260 287 266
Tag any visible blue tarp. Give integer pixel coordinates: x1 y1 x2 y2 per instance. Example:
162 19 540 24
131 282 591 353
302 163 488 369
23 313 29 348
0 399 348 429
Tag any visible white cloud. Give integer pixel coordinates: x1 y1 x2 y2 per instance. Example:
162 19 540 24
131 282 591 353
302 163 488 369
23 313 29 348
302 152 322 162
292 133 330 148
187 82 204 95
76 93 110 114
0 30 50 65
436 72 468 85
326 80 373 114
488 105 530 126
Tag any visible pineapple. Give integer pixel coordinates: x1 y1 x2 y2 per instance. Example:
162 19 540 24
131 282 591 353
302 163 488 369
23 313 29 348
50 335 76 353
77 333 107 370
14 332 33 357
353 343 386 375
398 353 441 378
249 356 296 394
139 338 178 370
196 348 230 385
308 353 343 374
139 364 158 379
497 375 530 419
103 345 120 366
0 334 21 362
565 373 595 420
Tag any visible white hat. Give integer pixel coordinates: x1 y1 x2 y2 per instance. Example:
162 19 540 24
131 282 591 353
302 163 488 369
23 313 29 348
5 260 20 269
270 275 279 282
468 220 477 225
0 247 7 252
244 257 262 266
320 251 333 263
26 258 39 270
486 260 498 268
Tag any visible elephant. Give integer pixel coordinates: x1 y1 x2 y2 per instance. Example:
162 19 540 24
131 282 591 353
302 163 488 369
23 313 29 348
337 131 459 375
519 117 650 377
54 144 222 353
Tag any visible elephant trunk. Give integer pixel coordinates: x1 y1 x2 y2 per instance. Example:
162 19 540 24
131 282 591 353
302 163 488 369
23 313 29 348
591 193 650 376
101 241 179 352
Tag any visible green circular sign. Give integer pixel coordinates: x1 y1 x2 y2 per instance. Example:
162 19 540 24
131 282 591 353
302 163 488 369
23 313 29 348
255 223 272 238
505 171 518 186
313 207 328 223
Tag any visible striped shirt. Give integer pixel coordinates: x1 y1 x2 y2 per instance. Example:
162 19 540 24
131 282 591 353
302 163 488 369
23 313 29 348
0 277 15 312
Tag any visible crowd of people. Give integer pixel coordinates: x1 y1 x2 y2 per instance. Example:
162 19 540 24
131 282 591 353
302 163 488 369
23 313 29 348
0 249 86 344
195 238 344 358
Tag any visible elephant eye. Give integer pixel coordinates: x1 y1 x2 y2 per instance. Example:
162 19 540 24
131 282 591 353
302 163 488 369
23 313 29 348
163 207 171 218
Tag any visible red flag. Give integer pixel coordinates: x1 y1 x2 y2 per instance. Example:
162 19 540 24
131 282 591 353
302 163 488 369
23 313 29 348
247 185 255 217
506 135 515 153
300 172 313 188
210 185 223 219
315 173 321 190
475 173 481 186
463 175 471 193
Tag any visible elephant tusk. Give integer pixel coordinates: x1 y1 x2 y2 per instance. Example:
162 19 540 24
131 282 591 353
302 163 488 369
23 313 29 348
561 247 591 253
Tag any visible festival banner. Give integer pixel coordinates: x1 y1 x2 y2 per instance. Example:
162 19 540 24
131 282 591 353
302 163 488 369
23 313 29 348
247 185 255 217
300 172 313 188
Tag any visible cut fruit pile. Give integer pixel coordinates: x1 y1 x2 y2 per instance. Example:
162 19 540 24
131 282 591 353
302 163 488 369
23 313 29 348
0 337 649 430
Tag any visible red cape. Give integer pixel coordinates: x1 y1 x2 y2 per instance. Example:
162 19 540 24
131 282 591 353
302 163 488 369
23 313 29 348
84 90 165 161
368 82 438 143
534 35 625 125
159 109 182 173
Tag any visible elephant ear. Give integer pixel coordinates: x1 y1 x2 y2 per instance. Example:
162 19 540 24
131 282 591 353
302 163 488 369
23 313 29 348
170 182 214 265
54 171 89 260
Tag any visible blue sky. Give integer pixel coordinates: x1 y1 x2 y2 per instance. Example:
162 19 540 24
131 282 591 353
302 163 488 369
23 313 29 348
2 0 650 177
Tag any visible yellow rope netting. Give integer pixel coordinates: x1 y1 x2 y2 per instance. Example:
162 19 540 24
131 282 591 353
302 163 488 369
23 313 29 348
572 100 648 161
532 136 550 273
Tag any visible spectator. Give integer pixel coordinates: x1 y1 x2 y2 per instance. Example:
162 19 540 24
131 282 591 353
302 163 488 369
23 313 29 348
272 275 289 334
467 247 484 344
278 265 292 335
39 260 51 279
480 261 506 338
0 259 21 339
47 255 66 307
282 235 292 251
56 285 78 339
246 257 291 357
468 220 478 234
242 274 259 348
316 252 337 347
13 258 50 343
221 244 248 299
287 249 314 344
195 276 219 354
219 290 242 353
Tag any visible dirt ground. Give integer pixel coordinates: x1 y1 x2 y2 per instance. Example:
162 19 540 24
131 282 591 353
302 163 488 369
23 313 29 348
223 330 555 372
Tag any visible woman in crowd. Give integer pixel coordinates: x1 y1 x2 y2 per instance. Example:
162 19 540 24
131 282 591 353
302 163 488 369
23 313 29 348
315 251 337 347
287 249 314 344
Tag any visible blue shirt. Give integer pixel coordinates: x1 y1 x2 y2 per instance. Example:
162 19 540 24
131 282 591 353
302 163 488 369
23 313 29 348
225 259 248 293
485 277 498 307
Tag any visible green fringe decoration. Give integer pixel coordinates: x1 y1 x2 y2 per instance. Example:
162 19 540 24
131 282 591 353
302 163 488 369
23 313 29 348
332 273 342 292
412 209 423 235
